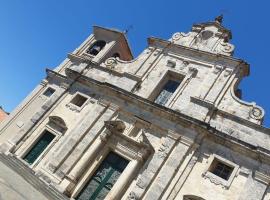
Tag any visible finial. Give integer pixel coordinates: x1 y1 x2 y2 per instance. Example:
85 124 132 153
215 14 223 24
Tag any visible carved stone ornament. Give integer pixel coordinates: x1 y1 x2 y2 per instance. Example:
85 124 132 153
249 105 264 120
188 67 198 77
99 131 112 142
182 60 189 67
224 68 233 77
104 57 117 69
104 120 126 133
213 65 224 74
127 192 138 200
215 40 235 56
202 171 228 189
167 60 176 68
171 32 190 41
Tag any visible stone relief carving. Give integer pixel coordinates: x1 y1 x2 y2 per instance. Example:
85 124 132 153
172 32 190 42
104 120 126 133
167 60 176 68
202 171 227 188
157 139 170 159
229 80 265 121
215 40 235 56
171 32 195 47
104 57 117 69
127 191 138 200
249 105 264 120
136 176 147 189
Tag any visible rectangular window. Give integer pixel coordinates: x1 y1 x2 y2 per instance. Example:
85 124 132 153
71 94 88 107
209 159 234 180
23 130 55 165
43 87 55 97
76 152 129 200
154 80 180 106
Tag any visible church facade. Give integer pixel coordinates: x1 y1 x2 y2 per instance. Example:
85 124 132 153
0 16 270 200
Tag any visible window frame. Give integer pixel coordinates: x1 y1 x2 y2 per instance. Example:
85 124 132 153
202 154 239 189
154 79 181 106
42 86 56 98
66 92 90 112
18 127 60 168
149 70 185 107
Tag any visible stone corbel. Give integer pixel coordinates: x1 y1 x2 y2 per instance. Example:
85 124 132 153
99 131 112 142
153 49 162 56
104 120 126 134
213 65 224 74
188 66 198 78
224 68 233 77
167 60 176 68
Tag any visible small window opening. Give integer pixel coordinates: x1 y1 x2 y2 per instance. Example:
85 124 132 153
155 80 180 106
112 52 120 59
209 159 234 180
87 40 106 56
43 87 55 97
70 94 88 107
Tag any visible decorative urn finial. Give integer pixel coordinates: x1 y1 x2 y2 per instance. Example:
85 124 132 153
215 14 223 24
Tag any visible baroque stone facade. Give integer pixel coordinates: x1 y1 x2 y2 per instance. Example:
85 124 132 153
0 16 270 200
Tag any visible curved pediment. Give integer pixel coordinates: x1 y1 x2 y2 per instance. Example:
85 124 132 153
170 15 234 56
48 116 67 133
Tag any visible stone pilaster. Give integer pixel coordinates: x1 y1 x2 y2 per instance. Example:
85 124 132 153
143 137 192 200
0 86 67 153
125 135 176 199
57 104 117 175
47 102 108 174
238 171 270 200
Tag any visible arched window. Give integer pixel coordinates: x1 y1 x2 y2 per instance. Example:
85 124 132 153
183 195 205 200
87 40 106 56
112 52 120 59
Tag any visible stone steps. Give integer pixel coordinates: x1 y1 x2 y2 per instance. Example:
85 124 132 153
0 153 69 200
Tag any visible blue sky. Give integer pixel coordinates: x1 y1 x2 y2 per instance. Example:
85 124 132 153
0 0 269 126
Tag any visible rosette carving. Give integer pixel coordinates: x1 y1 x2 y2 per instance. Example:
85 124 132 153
104 57 117 69
249 105 264 120
215 40 235 56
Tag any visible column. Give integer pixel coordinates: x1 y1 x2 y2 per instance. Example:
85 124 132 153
106 159 141 200
67 131 111 182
